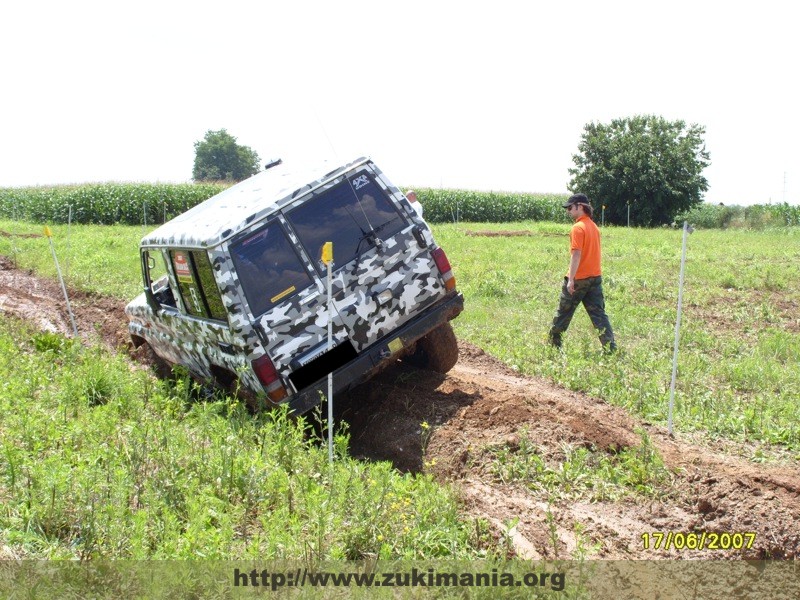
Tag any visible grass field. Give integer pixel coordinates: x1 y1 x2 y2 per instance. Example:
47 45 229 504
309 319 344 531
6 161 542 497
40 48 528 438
1 218 799 562
2 219 798 452
436 222 800 452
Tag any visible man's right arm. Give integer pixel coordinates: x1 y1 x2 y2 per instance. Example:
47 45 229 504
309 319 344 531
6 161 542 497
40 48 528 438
567 249 581 294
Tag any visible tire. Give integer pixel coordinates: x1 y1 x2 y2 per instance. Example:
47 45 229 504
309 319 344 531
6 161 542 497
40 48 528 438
406 322 459 374
137 341 173 379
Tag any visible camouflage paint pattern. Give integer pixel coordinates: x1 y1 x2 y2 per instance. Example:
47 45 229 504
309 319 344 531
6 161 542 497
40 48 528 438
125 158 455 404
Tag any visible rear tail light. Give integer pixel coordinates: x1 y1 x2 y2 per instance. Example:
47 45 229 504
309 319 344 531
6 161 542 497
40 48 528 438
431 247 456 291
251 354 288 403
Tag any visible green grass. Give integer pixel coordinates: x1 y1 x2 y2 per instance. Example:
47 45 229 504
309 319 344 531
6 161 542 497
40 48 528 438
0 221 145 299
489 429 673 502
435 222 800 451
2 219 799 451
0 320 482 560
2 218 800 561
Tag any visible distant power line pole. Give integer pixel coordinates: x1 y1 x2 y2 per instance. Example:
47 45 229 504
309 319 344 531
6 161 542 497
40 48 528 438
784 171 787 204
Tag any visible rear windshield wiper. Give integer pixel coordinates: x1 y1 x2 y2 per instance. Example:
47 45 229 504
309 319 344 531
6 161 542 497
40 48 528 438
371 215 399 235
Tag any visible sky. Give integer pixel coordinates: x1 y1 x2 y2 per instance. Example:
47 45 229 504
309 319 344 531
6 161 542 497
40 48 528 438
1 0 797 205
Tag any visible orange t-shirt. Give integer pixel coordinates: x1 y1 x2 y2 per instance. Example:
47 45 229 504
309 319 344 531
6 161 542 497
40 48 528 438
568 216 602 279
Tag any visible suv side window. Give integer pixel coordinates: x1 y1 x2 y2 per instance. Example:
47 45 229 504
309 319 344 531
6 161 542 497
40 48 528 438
286 174 406 275
230 221 313 317
144 249 177 308
169 249 227 321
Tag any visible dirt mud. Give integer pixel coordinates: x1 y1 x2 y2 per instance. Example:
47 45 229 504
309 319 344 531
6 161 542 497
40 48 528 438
2 254 798 560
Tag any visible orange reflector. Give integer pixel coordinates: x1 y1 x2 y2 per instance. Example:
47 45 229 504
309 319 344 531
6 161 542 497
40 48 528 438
267 385 288 403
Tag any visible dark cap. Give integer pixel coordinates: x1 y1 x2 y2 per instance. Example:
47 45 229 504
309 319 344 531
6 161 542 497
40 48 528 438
563 193 591 209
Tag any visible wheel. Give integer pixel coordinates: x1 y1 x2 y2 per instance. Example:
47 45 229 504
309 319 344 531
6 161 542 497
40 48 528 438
405 322 459 374
135 341 173 379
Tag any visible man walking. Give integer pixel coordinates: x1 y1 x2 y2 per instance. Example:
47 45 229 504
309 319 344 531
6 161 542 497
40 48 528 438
549 193 617 352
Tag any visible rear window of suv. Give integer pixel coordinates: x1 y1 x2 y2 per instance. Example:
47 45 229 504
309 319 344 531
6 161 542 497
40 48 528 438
230 221 313 316
286 174 406 275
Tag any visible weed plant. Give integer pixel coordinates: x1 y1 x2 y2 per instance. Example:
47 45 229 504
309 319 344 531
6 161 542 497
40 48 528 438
677 201 800 229
490 429 672 501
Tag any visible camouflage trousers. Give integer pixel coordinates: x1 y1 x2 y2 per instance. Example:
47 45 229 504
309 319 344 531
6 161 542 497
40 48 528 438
549 276 616 350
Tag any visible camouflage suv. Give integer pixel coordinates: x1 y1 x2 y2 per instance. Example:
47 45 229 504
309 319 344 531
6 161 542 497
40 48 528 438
125 156 464 413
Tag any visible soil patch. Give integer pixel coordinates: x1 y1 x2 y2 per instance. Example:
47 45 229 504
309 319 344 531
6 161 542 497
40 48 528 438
0 230 43 239
464 230 566 238
0 255 130 349
465 230 535 237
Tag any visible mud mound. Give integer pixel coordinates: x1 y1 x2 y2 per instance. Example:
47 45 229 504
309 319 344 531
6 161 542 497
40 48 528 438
2 254 799 560
0 255 130 349
341 343 800 560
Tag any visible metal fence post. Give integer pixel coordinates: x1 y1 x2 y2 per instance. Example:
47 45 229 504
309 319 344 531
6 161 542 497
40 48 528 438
321 242 334 464
668 221 694 435
44 226 79 339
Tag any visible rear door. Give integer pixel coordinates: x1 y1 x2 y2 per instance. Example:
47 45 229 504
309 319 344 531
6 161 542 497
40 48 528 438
284 167 447 351
231 166 449 395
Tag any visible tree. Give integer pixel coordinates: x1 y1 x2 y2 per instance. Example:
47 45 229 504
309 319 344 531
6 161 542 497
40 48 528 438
568 115 710 226
192 129 261 182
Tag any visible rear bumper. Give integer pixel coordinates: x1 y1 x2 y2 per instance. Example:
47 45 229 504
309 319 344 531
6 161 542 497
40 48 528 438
287 290 464 414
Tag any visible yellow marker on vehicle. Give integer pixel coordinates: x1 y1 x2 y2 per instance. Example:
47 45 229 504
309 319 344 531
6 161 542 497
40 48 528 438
321 241 333 265
270 286 296 303
388 338 403 354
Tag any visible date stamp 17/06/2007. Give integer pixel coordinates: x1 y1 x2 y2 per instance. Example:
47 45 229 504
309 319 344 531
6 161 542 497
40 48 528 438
641 531 756 552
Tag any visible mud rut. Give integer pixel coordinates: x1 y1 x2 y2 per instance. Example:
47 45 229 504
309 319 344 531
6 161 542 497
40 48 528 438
2 255 798 560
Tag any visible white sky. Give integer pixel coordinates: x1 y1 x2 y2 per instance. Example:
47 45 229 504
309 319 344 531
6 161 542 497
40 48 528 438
1 0 797 205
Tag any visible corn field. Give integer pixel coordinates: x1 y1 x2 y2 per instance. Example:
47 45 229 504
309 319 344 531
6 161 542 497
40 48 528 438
0 182 227 225
0 182 570 226
2 182 797 228
417 188 570 224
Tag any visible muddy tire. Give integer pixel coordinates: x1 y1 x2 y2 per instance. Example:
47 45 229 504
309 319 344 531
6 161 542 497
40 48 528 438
406 322 459 374
137 342 173 379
